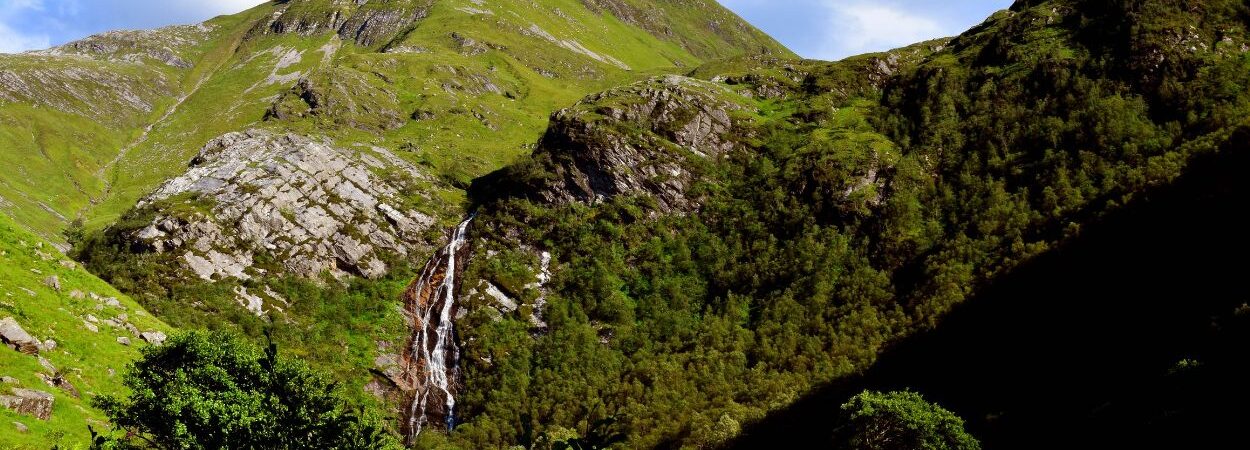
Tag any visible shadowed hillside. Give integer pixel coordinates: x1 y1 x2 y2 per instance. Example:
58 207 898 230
726 127 1250 449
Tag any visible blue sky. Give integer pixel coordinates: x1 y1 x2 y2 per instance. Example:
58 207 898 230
0 0 1013 59
719 0 1014 59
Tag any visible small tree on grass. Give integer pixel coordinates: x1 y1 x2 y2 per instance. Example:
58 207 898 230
92 330 394 450
834 390 980 450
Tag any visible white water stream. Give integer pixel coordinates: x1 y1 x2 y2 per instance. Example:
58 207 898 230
404 214 474 441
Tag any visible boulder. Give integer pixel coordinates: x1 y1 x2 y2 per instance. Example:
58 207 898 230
37 357 55 373
0 317 39 355
140 331 167 346
42 275 60 292
0 388 54 420
38 373 79 398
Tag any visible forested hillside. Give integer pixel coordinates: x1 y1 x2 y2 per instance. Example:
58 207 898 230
446 0 1250 447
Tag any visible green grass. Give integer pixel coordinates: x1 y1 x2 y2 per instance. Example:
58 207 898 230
0 214 171 449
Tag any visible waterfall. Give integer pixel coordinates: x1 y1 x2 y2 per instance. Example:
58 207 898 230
403 214 474 442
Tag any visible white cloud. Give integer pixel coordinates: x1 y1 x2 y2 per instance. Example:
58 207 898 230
0 0 48 53
819 1 947 60
0 22 49 53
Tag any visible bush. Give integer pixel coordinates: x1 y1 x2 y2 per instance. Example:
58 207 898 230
834 390 980 450
92 331 395 450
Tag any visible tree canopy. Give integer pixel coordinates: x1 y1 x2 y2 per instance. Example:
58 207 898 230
92 331 394 450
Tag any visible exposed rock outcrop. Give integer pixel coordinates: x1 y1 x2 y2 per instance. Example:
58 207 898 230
140 331 167 346
254 0 434 47
0 318 39 355
0 388 54 420
35 24 217 68
125 130 437 283
525 76 748 213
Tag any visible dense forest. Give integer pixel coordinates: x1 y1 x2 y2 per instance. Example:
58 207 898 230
433 0 1250 447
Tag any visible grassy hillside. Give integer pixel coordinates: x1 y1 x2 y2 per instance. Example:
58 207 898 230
0 0 790 244
0 214 170 449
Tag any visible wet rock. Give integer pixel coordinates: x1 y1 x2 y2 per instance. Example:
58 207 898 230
0 317 39 355
373 353 411 391
0 388 54 420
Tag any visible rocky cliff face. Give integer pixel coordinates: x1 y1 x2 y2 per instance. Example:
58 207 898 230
253 0 434 47
525 75 749 213
125 130 439 286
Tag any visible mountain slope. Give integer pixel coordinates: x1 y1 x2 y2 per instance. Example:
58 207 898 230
0 0 791 243
726 127 1250 449
0 213 171 449
7 0 1248 448
444 0 1250 447
0 0 792 447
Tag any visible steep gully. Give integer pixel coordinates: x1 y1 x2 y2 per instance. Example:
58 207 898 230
401 214 475 442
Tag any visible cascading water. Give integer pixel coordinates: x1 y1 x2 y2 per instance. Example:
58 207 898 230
402 214 474 442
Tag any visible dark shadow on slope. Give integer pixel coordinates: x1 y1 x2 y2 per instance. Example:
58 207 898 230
724 127 1250 450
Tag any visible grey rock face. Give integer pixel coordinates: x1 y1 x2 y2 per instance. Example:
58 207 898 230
0 317 39 355
0 388 54 420
129 130 436 283
529 76 745 213
256 0 432 47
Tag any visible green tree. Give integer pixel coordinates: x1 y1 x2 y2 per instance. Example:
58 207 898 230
92 331 394 450
834 390 980 450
